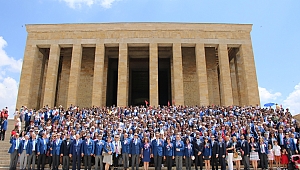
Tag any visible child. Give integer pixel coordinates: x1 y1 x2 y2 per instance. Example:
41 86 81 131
268 144 274 170
273 141 281 169
281 148 289 170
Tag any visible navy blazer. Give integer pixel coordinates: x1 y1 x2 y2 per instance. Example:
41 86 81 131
70 139 83 156
130 138 142 155
258 142 268 154
94 139 105 156
82 138 94 155
184 143 194 157
164 143 175 157
218 142 226 156
202 143 212 157
240 140 250 155
151 139 164 156
1 119 7 131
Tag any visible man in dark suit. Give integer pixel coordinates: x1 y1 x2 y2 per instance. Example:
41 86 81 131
240 135 250 170
37 132 49 170
218 137 226 170
70 134 83 170
211 136 219 170
193 133 204 170
60 134 71 170
258 138 268 170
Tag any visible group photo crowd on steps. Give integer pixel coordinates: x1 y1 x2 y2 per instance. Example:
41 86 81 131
5 104 300 170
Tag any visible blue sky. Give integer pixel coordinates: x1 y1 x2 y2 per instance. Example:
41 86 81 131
0 0 300 117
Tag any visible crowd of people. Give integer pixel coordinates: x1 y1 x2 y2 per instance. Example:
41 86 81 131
6 104 300 170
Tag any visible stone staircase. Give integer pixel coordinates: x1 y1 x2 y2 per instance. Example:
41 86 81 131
0 119 16 168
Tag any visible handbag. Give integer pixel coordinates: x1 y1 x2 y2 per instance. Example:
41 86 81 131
233 150 238 158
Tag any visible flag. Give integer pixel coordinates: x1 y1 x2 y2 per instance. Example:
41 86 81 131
145 100 148 105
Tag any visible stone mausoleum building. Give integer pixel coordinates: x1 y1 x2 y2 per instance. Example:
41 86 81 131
16 23 260 109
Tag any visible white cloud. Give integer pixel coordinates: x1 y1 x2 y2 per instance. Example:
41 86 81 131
61 0 119 9
0 36 22 119
259 86 282 104
283 83 300 115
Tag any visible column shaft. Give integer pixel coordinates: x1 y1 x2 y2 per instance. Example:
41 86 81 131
172 43 184 105
16 44 39 109
149 43 159 106
92 43 105 107
218 44 233 106
117 43 128 107
67 44 82 107
238 44 260 106
195 43 209 106
42 44 60 107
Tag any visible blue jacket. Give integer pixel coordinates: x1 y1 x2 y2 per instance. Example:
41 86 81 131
94 139 105 156
1 119 7 131
174 140 185 156
151 139 164 156
37 138 49 154
104 142 115 153
122 138 131 154
202 143 212 157
164 143 175 156
184 143 194 157
82 138 94 155
8 138 20 154
70 139 83 156
52 139 62 155
258 142 268 154
27 139 38 155
130 138 142 155
284 138 296 151
18 140 31 154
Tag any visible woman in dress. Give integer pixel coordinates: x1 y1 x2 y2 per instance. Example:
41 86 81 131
267 144 274 170
104 136 115 170
184 138 193 170
202 137 211 170
249 137 259 170
141 137 151 170
232 136 242 170
163 137 174 170
281 148 289 169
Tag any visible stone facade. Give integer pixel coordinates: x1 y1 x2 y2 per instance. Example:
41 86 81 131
16 23 260 109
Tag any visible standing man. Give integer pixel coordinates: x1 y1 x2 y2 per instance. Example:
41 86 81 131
112 135 122 170
259 138 268 170
174 134 184 170
19 135 30 170
193 133 203 170
37 132 49 170
129 133 142 170
52 133 62 170
70 134 83 170
210 136 219 170
82 133 94 170
218 137 226 170
0 117 7 140
151 132 164 170
240 135 250 170
122 133 131 170
94 134 105 170
8 133 20 170
60 134 71 170
27 133 38 170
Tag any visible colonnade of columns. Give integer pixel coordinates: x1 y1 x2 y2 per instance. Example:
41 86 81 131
16 42 260 109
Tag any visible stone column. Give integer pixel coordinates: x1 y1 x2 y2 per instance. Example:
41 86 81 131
117 43 128 107
238 44 260 106
149 43 159 107
67 44 82 107
172 43 184 105
92 43 105 107
230 58 240 106
195 43 209 106
42 44 61 107
218 44 233 106
16 44 39 109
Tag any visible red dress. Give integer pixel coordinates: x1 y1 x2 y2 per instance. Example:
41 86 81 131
281 153 289 164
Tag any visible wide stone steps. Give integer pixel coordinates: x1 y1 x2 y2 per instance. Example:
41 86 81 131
0 119 16 167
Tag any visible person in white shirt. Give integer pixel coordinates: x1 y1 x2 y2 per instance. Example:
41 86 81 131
272 141 281 169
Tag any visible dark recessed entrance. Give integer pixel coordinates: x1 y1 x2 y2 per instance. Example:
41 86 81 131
106 58 118 106
129 58 149 106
